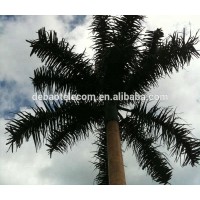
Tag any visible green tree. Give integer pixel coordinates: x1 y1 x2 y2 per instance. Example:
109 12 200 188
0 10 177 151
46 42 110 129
6 15 200 185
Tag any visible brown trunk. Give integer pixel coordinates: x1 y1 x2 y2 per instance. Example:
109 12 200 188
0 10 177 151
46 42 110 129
106 120 126 185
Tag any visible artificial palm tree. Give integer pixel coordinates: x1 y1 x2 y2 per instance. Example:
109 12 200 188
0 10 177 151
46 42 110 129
6 15 200 185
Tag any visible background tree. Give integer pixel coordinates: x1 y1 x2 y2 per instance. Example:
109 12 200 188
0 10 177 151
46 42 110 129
5 15 200 185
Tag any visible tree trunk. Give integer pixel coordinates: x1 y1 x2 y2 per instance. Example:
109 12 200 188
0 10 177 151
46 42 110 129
105 101 126 185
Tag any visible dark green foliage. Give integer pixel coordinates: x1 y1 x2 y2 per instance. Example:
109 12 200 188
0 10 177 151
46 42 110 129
119 100 200 183
127 100 200 166
6 100 104 156
93 128 109 185
27 28 99 95
121 117 173 184
5 15 200 185
126 29 200 94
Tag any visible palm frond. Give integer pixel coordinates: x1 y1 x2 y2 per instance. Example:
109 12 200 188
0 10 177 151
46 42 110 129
46 101 104 156
90 15 114 62
91 15 145 94
120 117 172 184
125 28 165 94
128 100 200 166
6 100 104 154
27 28 98 94
113 15 144 46
31 65 100 95
46 115 94 156
158 30 199 72
31 65 72 94
143 28 164 52
126 29 200 94
93 128 109 185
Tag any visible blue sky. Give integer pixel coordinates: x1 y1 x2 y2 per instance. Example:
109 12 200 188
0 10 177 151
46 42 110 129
0 15 200 185
0 79 33 118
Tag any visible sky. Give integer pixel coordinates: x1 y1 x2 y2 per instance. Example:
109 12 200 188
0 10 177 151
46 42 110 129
0 15 200 185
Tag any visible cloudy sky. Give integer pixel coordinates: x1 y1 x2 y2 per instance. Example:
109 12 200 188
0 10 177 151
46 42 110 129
0 15 200 185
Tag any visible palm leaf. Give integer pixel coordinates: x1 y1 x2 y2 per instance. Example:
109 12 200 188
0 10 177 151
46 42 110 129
6 100 104 154
93 128 109 185
124 100 200 166
31 65 100 95
90 15 114 62
120 117 172 184
113 15 144 46
126 29 200 94
27 28 98 94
